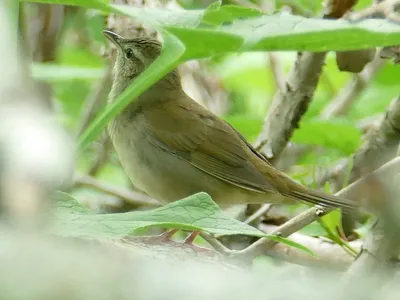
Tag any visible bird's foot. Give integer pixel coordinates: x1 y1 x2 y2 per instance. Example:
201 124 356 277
137 228 180 246
132 230 217 255
181 231 215 254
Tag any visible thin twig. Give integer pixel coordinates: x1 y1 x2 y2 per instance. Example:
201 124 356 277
267 53 286 93
202 222 360 270
74 173 160 207
200 232 232 256
260 224 360 270
244 204 271 224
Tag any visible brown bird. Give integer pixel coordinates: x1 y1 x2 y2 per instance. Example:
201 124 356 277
103 30 357 244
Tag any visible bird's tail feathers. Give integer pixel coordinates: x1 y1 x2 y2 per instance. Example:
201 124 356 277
283 189 357 213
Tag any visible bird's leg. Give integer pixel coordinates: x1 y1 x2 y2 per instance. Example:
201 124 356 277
135 230 217 255
183 231 214 253
136 228 179 246
183 231 200 244
158 228 179 242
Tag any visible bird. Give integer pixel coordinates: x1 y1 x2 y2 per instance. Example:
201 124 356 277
103 30 358 246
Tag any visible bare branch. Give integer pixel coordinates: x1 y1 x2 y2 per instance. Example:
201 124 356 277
74 174 160 207
244 204 272 224
255 52 327 162
255 0 359 163
348 0 400 22
200 232 232 256
235 156 400 259
260 224 360 270
201 226 359 270
268 52 286 93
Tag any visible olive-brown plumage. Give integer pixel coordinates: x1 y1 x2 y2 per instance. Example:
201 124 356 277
104 30 357 211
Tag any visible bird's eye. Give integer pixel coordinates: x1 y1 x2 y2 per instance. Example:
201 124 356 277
125 48 133 59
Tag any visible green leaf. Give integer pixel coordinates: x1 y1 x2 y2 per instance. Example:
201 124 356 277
202 2 263 26
51 191 315 256
320 209 342 237
300 221 328 237
78 30 185 150
112 4 204 27
319 205 358 256
266 235 315 256
292 120 362 154
54 191 91 214
222 15 400 52
22 1 400 56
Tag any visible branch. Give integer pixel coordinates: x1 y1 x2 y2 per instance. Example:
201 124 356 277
268 52 286 93
255 0 359 163
74 174 160 207
244 204 272 224
234 156 400 259
260 224 360 270
348 0 400 23
255 51 327 162
203 223 359 269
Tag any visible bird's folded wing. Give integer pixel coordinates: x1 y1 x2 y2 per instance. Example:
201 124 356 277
143 98 277 194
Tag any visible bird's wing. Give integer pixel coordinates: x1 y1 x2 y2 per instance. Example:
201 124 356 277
142 97 277 194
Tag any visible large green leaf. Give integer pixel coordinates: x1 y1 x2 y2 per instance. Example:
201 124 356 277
52 191 315 256
30 0 400 55
202 2 263 26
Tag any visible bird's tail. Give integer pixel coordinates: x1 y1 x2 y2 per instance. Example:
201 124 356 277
283 189 358 213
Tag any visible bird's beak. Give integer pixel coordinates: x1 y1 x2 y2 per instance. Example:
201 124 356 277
103 30 123 49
